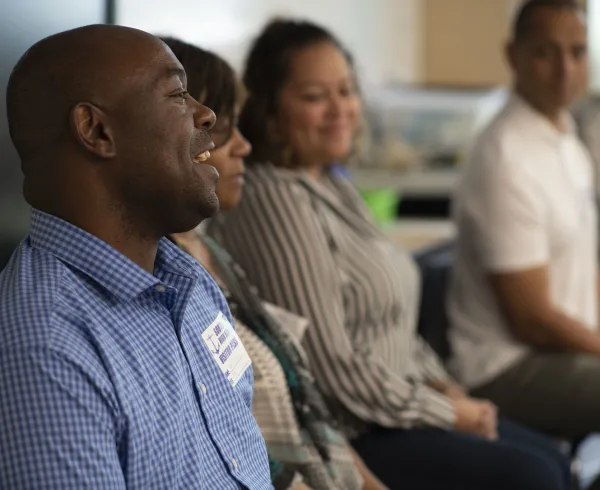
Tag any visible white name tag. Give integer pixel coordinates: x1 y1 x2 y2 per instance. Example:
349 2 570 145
202 312 252 387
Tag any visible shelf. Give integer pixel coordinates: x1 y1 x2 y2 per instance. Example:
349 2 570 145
384 219 455 252
349 167 459 197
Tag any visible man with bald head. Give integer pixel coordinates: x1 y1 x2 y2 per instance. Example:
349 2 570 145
0 25 272 489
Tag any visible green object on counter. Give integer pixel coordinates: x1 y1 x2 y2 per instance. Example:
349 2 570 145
359 188 400 224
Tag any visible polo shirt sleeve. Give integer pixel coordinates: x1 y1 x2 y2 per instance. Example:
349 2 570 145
0 346 126 489
466 144 549 272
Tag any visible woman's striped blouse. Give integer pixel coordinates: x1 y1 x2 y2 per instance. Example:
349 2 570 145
208 163 455 435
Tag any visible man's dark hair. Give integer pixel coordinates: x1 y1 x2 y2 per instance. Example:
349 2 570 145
513 0 583 42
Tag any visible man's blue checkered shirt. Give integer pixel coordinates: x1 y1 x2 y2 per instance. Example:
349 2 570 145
0 209 272 489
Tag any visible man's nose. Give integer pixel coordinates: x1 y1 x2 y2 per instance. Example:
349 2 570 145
194 103 216 131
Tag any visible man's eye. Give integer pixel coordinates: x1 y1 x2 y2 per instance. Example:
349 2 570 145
171 90 188 99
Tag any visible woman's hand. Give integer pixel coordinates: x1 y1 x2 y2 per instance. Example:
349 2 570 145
454 397 498 440
428 379 467 401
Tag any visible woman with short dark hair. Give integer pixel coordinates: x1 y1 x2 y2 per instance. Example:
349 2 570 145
162 36 386 490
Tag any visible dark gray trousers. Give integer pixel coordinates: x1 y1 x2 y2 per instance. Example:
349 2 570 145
472 353 600 440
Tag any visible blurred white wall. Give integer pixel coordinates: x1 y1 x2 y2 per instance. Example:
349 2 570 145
116 0 424 87
0 0 105 238
589 0 600 92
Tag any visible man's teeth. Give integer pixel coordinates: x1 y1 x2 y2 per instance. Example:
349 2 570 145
195 151 211 162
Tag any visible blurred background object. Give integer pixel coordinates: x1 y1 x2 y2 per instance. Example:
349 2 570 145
0 0 595 257
0 1 106 268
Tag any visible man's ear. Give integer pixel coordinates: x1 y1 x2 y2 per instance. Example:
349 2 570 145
70 102 116 159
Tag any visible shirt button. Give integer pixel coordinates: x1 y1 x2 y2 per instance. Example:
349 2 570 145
231 458 238 470
155 284 166 293
200 383 207 395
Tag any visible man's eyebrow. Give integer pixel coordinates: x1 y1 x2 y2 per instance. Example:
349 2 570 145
155 66 187 87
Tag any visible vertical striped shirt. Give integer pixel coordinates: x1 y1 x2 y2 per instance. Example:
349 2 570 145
237 321 362 490
207 163 456 436
0 209 272 489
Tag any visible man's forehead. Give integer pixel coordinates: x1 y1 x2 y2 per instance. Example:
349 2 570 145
155 65 187 86
528 9 586 37
111 43 185 91
147 46 186 83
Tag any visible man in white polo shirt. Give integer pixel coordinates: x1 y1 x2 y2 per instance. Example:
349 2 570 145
449 0 600 439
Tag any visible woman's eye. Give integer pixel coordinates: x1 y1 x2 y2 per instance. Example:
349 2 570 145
301 94 323 102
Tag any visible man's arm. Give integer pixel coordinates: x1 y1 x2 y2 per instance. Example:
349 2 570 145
0 347 126 489
461 143 599 354
597 271 600 326
489 266 600 354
